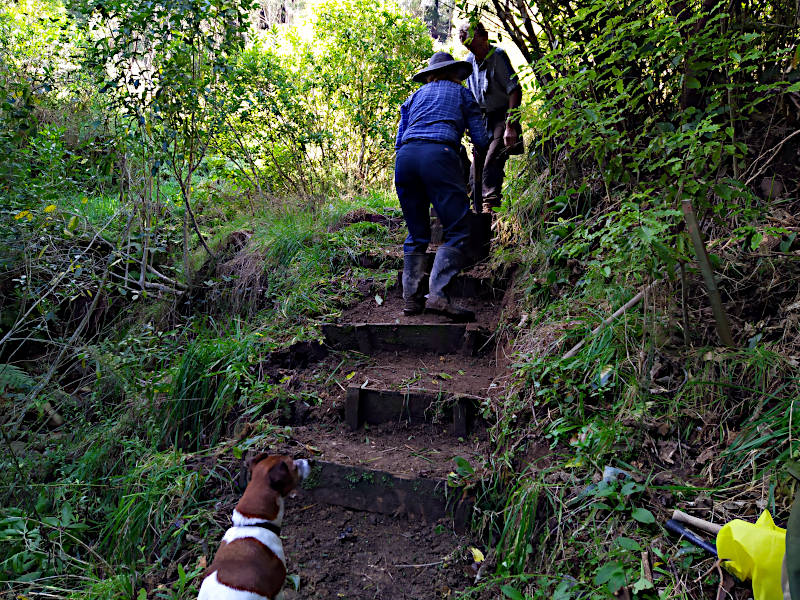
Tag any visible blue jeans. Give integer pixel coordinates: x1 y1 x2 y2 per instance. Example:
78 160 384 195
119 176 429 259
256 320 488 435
395 141 471 254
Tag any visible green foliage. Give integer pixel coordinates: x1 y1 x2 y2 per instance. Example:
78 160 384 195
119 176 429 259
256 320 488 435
160 336 253 449
0 363 34 392
215 0 432 196
100 450 205 565
0 0 109 208
304 0 433 186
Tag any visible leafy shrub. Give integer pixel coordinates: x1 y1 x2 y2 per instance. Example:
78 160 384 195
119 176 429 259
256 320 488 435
215 0 433 197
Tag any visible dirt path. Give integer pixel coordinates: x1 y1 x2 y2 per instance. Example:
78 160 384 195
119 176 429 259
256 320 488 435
275 241 505 599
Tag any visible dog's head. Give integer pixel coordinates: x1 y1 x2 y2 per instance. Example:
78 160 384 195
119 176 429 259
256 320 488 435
235 454 311 522
248 454 311 497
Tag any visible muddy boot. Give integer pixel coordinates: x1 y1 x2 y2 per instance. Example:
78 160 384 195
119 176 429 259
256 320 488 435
402 252 428 316
482 195 501 214
425 246 475 322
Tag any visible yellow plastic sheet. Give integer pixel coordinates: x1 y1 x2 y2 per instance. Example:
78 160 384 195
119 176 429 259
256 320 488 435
716 510 787 600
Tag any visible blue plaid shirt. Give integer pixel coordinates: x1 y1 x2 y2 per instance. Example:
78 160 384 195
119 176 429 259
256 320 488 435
395 80 490 151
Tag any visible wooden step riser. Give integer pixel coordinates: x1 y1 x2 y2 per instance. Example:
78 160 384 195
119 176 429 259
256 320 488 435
345 386 479 438
301 461 471 532
322 323 489 355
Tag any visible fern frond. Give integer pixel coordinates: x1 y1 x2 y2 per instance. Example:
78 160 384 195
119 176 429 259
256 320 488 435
0 363 34 393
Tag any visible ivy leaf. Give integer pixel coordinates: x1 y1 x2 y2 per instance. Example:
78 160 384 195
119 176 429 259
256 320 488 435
500 585 525 600
632 575 654 593
685 76 701 89
453 456 474 476
631 507 656 524
594 561 627 593
616 536 642 551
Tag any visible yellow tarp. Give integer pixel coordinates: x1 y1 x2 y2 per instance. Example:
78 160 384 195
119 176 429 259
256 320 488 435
717 510 787 600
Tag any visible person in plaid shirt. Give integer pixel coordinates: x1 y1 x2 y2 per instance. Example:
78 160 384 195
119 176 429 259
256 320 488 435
395 52 490 321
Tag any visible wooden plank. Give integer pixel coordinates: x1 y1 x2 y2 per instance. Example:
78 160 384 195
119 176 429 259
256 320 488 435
301 461 471 530
322 323 488 355
345 387 361 430
345 386 481 435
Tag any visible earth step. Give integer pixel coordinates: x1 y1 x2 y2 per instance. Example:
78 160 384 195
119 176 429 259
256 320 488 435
299 460 471 531
345 385 484 437
321 322 490 355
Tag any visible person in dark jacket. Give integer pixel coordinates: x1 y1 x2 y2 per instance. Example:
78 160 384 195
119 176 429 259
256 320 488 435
395 52 490 321
459 21 523 213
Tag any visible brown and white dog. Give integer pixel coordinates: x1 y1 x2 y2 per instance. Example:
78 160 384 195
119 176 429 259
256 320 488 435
198 454 310 600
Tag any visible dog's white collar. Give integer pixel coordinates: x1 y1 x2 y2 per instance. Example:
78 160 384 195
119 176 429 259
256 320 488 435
222 525 285 564
232 497 284 528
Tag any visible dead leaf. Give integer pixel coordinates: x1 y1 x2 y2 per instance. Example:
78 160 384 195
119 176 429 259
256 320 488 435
658 440 678 464
696 446 716 464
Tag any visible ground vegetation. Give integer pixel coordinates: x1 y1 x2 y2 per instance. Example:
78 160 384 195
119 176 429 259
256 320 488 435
0 0 798 598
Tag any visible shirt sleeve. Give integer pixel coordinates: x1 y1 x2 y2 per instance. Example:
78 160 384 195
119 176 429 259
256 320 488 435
462 87 490 150
495 49 521 96
395 99 409 150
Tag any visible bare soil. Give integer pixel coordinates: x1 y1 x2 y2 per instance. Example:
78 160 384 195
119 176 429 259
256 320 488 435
284 422 488 479
339 291 501 329
282 501 488 600
337 350 498 397
239 250 506 599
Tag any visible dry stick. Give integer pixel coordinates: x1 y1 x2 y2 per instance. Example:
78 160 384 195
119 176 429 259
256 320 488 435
394 560 444 568
0 208 123 350
743 128 800 186
680 262 691 346
562 278 662 360
30 259 112 399
681 199 735 347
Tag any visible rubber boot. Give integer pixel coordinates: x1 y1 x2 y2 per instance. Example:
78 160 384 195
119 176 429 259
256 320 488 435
425 246 475 322
482 194 501 214
402 252 428 316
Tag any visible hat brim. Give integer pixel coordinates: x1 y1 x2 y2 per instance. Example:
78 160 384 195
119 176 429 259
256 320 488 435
412 60 472 83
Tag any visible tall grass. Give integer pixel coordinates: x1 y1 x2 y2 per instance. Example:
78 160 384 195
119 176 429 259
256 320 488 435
159 336 253 450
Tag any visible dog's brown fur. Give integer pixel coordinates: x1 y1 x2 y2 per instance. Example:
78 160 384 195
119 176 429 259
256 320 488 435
202 455 304 599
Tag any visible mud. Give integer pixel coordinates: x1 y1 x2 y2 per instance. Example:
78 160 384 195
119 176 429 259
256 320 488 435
285 421 487 479
336 350 497 397
282 502 489 600
339 291 502 329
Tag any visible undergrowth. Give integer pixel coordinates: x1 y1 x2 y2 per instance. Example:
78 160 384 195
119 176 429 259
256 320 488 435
0 187 403 598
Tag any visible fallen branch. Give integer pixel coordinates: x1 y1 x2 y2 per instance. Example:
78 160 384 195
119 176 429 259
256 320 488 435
743 128 800 187
562 279 661 360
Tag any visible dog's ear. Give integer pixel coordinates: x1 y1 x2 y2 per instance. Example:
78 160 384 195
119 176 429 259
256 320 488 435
267 460 294 495
247 452 270 473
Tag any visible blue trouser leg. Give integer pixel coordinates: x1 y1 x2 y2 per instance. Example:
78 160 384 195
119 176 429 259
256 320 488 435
395 144 431 255
395 141 471 254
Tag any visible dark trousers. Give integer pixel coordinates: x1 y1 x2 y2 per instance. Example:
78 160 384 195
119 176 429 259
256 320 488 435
471 112 509 208
395 141 471 254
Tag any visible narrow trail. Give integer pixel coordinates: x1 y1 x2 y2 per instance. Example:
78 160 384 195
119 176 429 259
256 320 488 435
275 214 508 598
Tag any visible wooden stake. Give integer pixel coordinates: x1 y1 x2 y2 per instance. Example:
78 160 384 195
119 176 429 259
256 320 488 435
681 199 735 347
